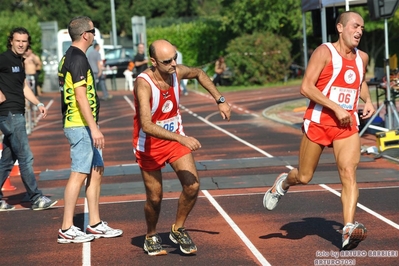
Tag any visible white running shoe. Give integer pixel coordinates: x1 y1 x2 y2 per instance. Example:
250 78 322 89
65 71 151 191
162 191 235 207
0 200 15 211
86 221 123 239
342 222 367 250
31 196 58 211
263 173 288 210
58 225 95 244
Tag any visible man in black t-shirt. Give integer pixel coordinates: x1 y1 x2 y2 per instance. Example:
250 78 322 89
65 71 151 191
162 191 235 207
0 27 57 211
133 43 148 77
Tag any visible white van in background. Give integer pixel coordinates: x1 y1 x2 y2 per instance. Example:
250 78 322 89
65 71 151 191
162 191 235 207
57 28 105 62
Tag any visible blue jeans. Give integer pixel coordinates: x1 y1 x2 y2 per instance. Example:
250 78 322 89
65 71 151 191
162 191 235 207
64 126 104 174
0 112 42 202
95 73 109 98
180 80 188 94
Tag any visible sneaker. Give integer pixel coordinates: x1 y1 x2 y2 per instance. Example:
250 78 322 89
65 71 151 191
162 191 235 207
58 225 95 244
263 173 288 210
144 234 167 256
31 196 58 211
0 200 15 211
169 224 197 254
341 222 367 250
86 221 123 239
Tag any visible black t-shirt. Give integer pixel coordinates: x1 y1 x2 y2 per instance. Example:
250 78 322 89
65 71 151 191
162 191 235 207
0 50 26 115
133 53 148 76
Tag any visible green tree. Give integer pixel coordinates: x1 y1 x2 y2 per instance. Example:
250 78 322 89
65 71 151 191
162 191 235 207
225 32 292 85
147 18 235 68
220 0 303 37
0 10 41 54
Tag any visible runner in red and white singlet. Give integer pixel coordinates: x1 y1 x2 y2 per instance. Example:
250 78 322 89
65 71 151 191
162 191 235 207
303 42 364 146
133 39 231 256
133 72 189 170
263 11 375 251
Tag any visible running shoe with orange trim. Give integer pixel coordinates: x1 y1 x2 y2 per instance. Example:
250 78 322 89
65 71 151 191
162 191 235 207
263 173 288 210
169 224 197 254
341 222 367 250
144 234 167 256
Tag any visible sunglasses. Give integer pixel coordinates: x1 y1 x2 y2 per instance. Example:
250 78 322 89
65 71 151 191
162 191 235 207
80 28 95 36
157 53 178 65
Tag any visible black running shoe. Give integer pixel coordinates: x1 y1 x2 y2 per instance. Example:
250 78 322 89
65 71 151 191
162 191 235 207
144 234 167 256
169 224 197 254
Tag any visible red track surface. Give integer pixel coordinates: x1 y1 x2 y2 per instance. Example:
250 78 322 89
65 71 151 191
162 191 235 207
1 87 398 266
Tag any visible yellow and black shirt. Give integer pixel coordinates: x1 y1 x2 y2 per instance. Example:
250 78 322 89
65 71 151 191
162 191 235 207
58 46 100 128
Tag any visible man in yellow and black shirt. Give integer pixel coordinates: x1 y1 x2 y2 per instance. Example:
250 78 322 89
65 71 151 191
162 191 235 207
59 39 99 127
57 16 122 244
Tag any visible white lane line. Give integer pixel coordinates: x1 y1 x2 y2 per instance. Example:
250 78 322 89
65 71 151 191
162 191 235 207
124 95 135 112
37 99 54 122
180 105 275 159
202 190 271 266
319 184 399 230
83 192 91 265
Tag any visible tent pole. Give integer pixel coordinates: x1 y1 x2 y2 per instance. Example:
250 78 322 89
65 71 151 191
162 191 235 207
302 12 308 69
321 7 327 43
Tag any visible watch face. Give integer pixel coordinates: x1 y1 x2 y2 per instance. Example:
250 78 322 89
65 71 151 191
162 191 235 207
219 96 225 103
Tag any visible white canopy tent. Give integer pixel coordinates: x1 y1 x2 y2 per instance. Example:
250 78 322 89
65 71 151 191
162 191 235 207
301 0 368 68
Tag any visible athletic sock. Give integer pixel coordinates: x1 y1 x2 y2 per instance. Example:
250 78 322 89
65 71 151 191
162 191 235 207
276 179 287 195
91 221 102 228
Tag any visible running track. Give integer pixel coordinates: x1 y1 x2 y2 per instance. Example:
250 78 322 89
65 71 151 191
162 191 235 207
0 86 398 266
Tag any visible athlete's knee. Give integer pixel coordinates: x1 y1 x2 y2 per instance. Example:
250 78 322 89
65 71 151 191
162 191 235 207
147 192 162 207
338 166 357 183
182 181 200 199
295 171 313 185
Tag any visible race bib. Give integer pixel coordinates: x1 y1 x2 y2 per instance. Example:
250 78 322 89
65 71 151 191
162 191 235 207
329 86 357 110
156 116 179 132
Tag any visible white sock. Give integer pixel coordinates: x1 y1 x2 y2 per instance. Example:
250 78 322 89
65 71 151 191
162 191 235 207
276 179 287 195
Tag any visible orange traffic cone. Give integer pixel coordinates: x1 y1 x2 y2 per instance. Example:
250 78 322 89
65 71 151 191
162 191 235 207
10 160 20 177
0 143 17 191
2 177 16 191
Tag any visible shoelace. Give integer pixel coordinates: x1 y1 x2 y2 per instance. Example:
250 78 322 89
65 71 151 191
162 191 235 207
96 221 111 231
175 229 192 244
148 235 160 244
71 226 86 236
342 222 359 236
271 193 282 200
39 196 51 203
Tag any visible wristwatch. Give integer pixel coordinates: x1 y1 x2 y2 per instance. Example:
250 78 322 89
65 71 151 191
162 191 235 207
216 96 225 104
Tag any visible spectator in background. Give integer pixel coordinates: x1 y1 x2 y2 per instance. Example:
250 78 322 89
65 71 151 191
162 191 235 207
123 61 134 91
213 56 226 86
24 48 42 96
0 27 57 211
133 43 148 77
176 47 188 95
88 43 112 100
